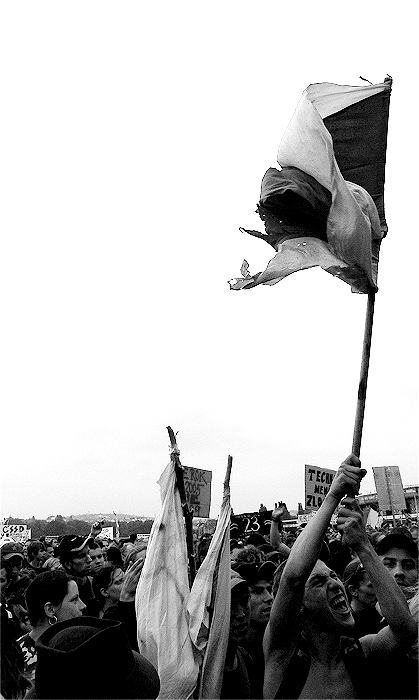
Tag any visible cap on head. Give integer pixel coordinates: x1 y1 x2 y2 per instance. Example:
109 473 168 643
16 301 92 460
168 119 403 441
375 533 418 560
233 560 277 585
230 570 249 591
0 541 24 560
56 535 91 562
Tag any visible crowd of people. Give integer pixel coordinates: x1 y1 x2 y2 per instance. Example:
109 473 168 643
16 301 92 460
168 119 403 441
1 454 418 699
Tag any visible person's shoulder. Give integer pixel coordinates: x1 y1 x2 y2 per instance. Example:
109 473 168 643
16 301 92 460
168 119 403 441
16 632 32 645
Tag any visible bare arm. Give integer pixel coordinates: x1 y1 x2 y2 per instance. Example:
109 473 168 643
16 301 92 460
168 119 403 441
265 456 365 654
337 498 417 657
269 504 291 558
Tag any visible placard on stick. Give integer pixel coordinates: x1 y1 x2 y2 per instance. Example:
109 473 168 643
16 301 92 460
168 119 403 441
183 466 212 518
373 466 406 512
305 465 336 511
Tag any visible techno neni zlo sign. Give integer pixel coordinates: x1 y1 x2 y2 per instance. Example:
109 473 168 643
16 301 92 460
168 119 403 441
305 465 337 511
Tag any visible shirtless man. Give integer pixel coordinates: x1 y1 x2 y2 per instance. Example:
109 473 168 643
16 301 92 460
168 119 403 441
263 454 417 699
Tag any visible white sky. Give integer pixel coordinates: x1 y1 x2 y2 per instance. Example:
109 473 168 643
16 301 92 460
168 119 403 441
1 2 417 521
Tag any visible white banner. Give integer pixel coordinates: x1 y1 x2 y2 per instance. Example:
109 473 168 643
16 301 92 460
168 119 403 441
1 524 31 543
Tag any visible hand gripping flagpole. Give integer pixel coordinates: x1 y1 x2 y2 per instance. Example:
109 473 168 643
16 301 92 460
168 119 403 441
351 288 376 458
167 426 196 585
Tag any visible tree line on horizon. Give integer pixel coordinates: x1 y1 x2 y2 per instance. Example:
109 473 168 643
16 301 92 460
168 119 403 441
4 515 153 540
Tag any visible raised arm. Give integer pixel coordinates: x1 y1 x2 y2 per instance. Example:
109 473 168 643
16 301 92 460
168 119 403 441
337 497 417 657
264 455 365 654
269 503 291 558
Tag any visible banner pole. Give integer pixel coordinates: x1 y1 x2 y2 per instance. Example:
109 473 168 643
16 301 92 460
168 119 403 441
351 289 376 458
167 426 196 585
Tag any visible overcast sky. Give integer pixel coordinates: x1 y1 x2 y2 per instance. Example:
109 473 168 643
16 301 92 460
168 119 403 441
1 3 417 521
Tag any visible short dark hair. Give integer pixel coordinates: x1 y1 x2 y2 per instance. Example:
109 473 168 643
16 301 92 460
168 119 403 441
27 541 45 561
106 547 124 568
89 539 103 551
25 570 72 626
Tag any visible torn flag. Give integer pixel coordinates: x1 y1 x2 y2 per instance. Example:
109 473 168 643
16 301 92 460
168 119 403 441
187 465 232 698
229 78 391 294
135 460 199 699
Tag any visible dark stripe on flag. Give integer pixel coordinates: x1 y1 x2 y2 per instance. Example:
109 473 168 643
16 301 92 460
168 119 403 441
324 84 392 235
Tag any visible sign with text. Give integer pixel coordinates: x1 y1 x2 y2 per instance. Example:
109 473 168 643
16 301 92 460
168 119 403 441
230 511 273 537
305 465 336 511
373 466 406 512
1 524 31 543
183 466 212 518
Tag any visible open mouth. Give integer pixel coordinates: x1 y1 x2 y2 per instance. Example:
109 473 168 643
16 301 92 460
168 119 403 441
329 594 350 613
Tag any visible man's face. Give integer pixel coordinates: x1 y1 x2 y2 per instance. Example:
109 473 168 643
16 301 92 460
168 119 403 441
230 585 250 645
66 546 92 577
351 572 377 609
302 560 354 634
56 580 86 621
410 528 418 544
379 547 418 597
249 579 273 625
32 548 48 567
89 546 105 574
7 556 23 581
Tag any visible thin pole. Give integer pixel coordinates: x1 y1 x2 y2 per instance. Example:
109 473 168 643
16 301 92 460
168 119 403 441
351 289 376 457
166 426 196 585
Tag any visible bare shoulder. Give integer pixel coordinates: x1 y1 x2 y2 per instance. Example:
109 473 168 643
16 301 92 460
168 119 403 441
359 625 408 660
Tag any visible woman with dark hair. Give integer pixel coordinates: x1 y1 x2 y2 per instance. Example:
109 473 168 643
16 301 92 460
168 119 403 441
16 569 85 686
91 564 124 618
91 559 144 650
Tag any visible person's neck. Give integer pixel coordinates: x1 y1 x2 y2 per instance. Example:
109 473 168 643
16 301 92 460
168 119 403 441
102 597 115 613
301 628 342 665
350 598 371 613
30 621 50 641
68 571 86 582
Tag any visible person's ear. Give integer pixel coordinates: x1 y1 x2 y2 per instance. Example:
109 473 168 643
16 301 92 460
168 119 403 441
100 587 109 599
44 602 56 619
348 584 357 598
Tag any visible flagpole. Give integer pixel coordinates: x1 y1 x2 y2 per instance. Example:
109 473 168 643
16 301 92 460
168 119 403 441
351 288 376 458
167 426 196 585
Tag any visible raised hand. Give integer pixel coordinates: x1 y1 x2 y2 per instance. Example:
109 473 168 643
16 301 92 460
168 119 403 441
120 557 145 602
328 454 367 501
336 496 369 551
271 502 286 520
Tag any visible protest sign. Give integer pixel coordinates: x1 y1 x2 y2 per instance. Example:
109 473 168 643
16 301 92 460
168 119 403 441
136 534 150 542
373 466 406 512
99 526 114 540
230 511 273 537
1 524 31 543
183 466 212 518
305 465 336 511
